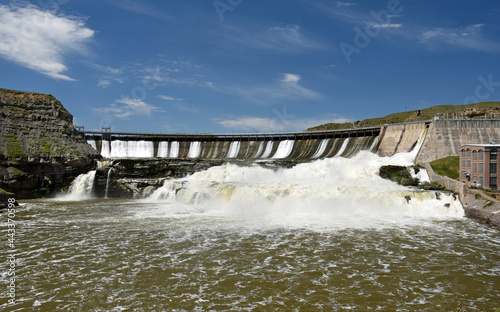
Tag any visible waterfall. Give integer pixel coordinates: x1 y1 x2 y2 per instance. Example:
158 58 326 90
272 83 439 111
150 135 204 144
157 142 169 158
87 140 97 151
148 150 464 226
169 141 180 158
311 139 329 159
62 170 96 200
188 142 202 158
369 136 379 152
226 141 241 158
272 140 295 159
253 141 265 159
260 141 274 159
111 140 128 158
334 138 350 157
101 141 111 158
105 168 113 199
136 140 155 158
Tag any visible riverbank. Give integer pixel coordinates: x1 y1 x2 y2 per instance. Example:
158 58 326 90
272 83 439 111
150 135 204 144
422 162 500 229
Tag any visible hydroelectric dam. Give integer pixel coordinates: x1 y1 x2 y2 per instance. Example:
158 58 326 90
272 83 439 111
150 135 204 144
82 119 500 163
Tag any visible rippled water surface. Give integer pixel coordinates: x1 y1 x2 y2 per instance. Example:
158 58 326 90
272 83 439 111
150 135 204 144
2 198 500 311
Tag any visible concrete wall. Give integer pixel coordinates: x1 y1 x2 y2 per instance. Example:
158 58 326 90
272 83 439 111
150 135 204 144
377 122 429 157
422 162 474 204
416 119 500 163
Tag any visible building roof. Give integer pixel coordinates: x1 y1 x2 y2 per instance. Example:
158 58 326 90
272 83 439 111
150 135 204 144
459 144 500 148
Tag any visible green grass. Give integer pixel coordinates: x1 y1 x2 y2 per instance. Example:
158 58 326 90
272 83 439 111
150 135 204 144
430 156 460 180
0 187 14 195
308 101 500 131
4 132 26 158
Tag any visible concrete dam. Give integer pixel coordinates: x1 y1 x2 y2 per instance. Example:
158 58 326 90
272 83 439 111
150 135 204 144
83 119 500 162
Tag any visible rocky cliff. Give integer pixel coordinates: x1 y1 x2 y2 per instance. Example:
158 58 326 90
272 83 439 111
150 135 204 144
0 88 100 199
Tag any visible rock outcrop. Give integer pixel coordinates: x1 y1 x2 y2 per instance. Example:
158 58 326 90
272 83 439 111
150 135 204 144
0 88 100 199
94 159 298 198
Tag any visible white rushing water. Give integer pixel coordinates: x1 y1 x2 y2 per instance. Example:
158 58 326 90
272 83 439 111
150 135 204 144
169 141 180 158
253 141 265 158
226 141 241 158
157 141 169 158
334 138 350 157
272 140 295 159
260 141 274 159
148 141 463 228
311 139 329 159
87 140 97 151
101 141 111 158
61 170 96 200
188 141 202 158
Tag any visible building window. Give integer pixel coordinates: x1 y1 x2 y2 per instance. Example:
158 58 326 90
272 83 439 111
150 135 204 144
490 177 497 188
468 160 471 168
479 176 483 186
462 161 466 169
479 150 483 161
474 176 477 182
467 149 471 157
491 149 497 161
491 163 497 174
480 163 483 174
473 150 477 160
474 163 477 174
462 149 466 158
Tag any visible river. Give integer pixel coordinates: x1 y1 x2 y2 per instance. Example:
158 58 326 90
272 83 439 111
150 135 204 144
1 151 500 311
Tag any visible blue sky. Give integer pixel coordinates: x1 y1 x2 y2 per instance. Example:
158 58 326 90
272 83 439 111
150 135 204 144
0 0 499 133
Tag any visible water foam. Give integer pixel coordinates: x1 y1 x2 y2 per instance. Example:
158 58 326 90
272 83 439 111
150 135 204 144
147 148 463 228
60 170 96 200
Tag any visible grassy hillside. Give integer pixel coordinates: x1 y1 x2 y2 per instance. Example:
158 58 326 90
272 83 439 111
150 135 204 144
307 102 500 131
429 156 460 180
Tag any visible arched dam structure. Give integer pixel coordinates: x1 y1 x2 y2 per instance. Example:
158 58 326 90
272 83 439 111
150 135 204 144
83 119 500 162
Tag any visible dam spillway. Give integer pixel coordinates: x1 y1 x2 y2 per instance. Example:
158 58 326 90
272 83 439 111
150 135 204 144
85 118 500 162
84 126 382 160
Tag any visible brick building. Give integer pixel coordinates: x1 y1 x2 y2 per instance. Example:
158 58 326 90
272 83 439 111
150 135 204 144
459 143 498 189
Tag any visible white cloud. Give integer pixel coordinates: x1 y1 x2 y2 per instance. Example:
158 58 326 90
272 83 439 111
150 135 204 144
157 95 183 101
94 98 160 119
0 3 94 80
209 73 321 105
222 24 324 52
419 24 500 52
97 80 112 88
216 115 350 132
280 73 301 83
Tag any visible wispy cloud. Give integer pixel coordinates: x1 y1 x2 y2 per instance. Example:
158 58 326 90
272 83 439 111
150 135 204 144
157 95 183 101
94 98 161 119
0 3 94 80
83 60 124 88
209 73 322 105
216 114 350 132
221 24 324 52
336 2 356 7
157 95 200 114
419 24 500 52
110 0 171 20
